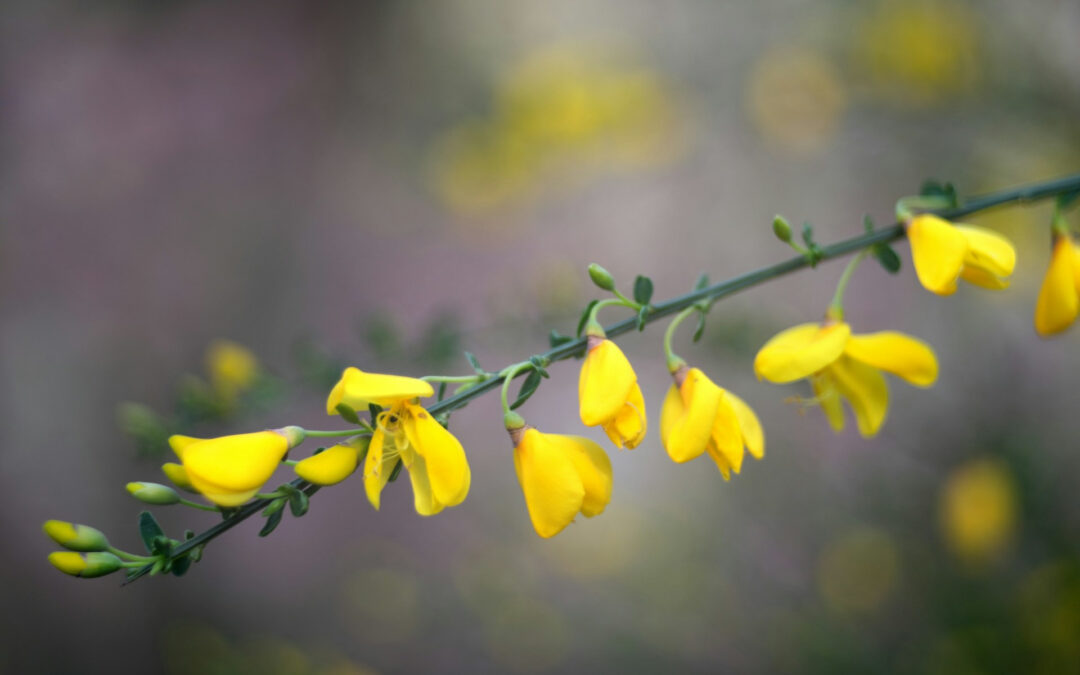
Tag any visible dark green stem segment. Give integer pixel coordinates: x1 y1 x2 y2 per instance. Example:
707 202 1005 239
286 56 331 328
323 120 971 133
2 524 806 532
122 172 1080 586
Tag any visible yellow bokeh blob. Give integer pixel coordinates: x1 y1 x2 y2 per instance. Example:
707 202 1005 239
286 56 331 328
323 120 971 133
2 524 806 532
939 458 1018 565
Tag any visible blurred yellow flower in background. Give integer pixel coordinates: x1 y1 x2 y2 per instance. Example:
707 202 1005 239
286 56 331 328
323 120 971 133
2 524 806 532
755 321 937 437
852 0 979 106
746 48 847 155
939 458 1017 564
206 339 259 403
429 42 683 217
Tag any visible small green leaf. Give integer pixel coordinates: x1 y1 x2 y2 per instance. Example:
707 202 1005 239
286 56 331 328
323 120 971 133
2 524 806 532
262 498 287 518
636 306 649 331
548 330 574 349
863 214 875 233
577 300 599 337
259 509 284 537
150 535 173 557
510 370 543 410
633 275 654 306
289 490 310 518
529 356 550 378
464 351 483 373
694 273 710 292
873 243 902 274
437 381 447 401
387 458 404 482
368 403 383 422
138 511 165 554
335 403 361 425
919 180 958 207
692 312 707 343
171 554 193 577
150 559 165 576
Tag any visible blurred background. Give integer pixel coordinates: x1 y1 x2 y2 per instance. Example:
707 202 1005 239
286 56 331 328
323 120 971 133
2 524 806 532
3 0 1080 673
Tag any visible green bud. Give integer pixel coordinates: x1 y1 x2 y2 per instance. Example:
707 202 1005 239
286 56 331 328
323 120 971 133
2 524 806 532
772 215 793 243
587 263 616 291
503 410 526 431
48 551 123 578
126 482 181 505
42 520 110 552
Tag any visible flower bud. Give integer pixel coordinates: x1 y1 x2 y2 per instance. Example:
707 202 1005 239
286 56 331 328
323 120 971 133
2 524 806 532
126 482 181 505
772 215 793 243
48 551 123 578
161 462 197 492
587 263 616 291
42 520 110 552
294 437 368 486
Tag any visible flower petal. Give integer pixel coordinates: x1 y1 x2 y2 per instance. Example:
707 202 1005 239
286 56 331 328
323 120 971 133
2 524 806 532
1034 236 1080 336
402 404 470 507
812 373 845 433
956 225 1016 279
327 367 434 414
294 440 363 486
907 215 966 295
168 435 203 460
407 454 444 516
364 429 396 511
958 266 1010 290
514 429 585 538
844 331 938 387
182 431 288 492
660 370 721 463
601 382 647 449
579 339 637 426
754 322 851 383
547 435 612 518
725 391 765 460
829 357 889 438
705 445 733 481
710 394 744 475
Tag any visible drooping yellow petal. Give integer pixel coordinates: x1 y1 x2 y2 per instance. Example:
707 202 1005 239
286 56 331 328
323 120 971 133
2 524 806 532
402 404 470 507
326 367 434 414
659 369 721 463
601 382 647 449
907 214 967 295
547 435 613 518
1072 240 1080 291
709 393 744 475
1034 235 1080 336
161 462 196 492
844 331 938 387
958 266 1010 290
812 373 845 433
293 440 365 486
407 454 444 516
364 429 397 511
578 339 637 427
181 431 289 506
828 356 889 438
725 390 765 460
168 435 203 460
705 445 733 481
956 225 1016 279
514 429 585 538
754 322 851 383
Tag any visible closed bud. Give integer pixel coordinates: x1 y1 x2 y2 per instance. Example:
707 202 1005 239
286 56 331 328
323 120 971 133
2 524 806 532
587 263 616 291
48 551 123 578
42 520 110 552
126 482 181 505
772 215 793 243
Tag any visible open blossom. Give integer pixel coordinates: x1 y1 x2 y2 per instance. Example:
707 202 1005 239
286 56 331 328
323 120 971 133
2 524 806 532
906 214 1016 295
328 368 470 515
510 425 613 538
754 321 937 437
169 428 303 507
578 336 647 448
660 366 764 479
1034 233 1080 336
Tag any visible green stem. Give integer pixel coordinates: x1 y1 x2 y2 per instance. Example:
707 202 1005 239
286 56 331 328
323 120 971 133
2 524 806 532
663 306 697 372
121 171 1080 586
107 546 155 563
499 361 533 415
178 498 220 512
828 249 871 319
302 429 362 438
421 374 485 383
585 298 638 335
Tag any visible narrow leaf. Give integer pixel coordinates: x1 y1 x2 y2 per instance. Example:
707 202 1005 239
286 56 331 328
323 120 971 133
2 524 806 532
259 509 284 537
549 330 573 348
633 275 654 306
636 306 649 331
464 351 482 373
577 300 599 337
694 273 710 292
437 381 447 402
692 312 707 343
335 403 361 425
873 243 902 274
289 490 310 518
138 511 165 554
368 403 382 422
510 370 543 411
262 498 287 518
171 554 193 577
387 458 404 483
863 214 875 233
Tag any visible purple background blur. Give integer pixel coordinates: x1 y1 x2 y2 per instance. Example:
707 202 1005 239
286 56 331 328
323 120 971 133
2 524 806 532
3 1 1080 673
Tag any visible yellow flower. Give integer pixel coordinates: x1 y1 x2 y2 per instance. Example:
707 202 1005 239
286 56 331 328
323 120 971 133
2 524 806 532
906 214 1016 295
168 427 303 507
660 367 764 479
578 337 646 448
1034 233 1080 336
754 321 937 437
326 368 470 515
294 437 369 486
511 426 613 538
206 340 259 401
161 462 196 492
48 551 123 578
